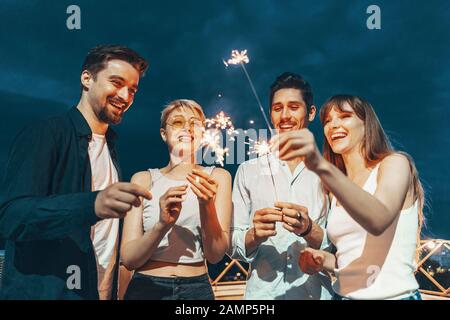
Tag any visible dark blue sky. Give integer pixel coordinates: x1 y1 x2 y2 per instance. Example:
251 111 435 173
1 0 449 239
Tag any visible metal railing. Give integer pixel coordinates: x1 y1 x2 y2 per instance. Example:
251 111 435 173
1 240 448 299
210 239 450 299
416 239 449 297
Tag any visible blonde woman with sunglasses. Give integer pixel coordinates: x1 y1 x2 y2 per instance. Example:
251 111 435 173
120 99 232 300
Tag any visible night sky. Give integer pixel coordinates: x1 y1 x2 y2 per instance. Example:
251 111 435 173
0 0 449 240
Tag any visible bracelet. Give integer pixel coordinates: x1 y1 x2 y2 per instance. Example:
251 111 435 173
298 216 313 238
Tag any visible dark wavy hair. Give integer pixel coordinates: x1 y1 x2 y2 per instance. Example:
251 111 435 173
80 44 149 92
269 72 314 112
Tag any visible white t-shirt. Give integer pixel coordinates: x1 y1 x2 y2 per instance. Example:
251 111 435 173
327 164 420 299
88 133 120 300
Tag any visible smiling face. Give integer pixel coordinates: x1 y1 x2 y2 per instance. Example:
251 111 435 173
161 107 205 158
82 59 140 125
323 103 365 156
270 88 316 133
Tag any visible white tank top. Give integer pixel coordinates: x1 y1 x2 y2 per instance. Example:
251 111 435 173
142 166 215 264
327 163 420 299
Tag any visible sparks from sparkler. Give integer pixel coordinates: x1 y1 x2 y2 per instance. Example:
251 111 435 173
246 138 279 201
201 128 228 167
247 138 271 157
206 110 239 142
224 49 274 136
223 49 249 66
202 111 238 166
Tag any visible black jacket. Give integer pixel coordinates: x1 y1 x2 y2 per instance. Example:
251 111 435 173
0 107 122 299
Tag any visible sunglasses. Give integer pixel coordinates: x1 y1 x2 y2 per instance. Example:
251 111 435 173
167 117 204 129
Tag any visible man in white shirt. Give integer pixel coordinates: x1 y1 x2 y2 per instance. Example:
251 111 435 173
80 45 149 300
231 72 333 299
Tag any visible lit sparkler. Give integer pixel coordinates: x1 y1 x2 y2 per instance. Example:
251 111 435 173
245 138 279 201
201 128 228 166
224 49 274 136
247 138 271 157
225 49 279 201
202 111 237 166
223 49 249 66
205 110 239 142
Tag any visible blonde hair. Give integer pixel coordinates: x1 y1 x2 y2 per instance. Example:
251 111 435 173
160 99 206 128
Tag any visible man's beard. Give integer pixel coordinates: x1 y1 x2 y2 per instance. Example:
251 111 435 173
98 106 123 125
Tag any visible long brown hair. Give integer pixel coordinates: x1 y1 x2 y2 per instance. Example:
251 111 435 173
319 95 425 250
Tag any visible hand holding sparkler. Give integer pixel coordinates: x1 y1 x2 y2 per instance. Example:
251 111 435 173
186 168 218 205
157 185 188 230
245 208 283 254
270 129 325 173
274 201 313 237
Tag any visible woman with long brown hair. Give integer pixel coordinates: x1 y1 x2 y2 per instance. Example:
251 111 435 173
271 95 424 300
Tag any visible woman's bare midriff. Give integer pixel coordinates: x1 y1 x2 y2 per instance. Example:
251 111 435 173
136 259 208 277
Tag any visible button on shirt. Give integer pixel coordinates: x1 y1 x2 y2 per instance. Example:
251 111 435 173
231 154 332 300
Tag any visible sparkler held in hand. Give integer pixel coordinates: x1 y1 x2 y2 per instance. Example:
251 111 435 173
225 49 279 201
224 49 274 136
